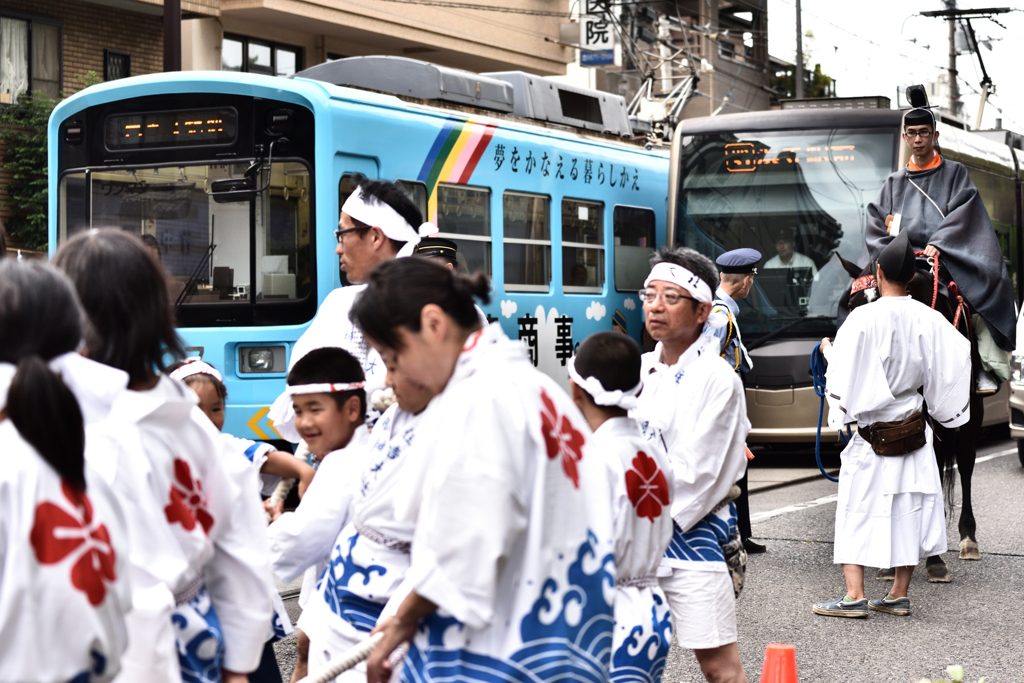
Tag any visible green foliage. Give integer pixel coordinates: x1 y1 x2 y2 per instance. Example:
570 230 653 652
0 71 101 250
0 91 57 249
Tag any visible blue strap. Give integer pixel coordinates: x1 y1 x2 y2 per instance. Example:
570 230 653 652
810 342 845 483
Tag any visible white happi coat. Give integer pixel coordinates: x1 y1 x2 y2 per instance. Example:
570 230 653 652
394 324 617 683
824 296 971 568
268 425 371 636
596 417 674 683
304 404 425 680
633 335 750 571
0 421 132 683
100 376 273 680
289 285 386 403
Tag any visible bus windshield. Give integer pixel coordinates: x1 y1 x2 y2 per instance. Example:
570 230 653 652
58 161 312 307
675 128 896 340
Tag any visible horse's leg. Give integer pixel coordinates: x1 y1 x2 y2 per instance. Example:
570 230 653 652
924 419 960 582
957 390 984 560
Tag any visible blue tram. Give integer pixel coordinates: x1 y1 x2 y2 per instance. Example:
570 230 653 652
48 57 670 440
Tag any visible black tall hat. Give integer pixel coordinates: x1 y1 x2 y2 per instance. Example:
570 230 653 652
878 230 916 283
902 84 935 129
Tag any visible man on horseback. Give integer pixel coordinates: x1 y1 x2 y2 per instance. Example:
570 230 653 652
864 98 1015 390
813 232 972 618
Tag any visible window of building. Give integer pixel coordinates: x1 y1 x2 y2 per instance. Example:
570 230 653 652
437 184 491 277
1 16 60 104
613 205 655 291
104 49 130 82
562 198 603 293
222 34 301 77
503 191 549 292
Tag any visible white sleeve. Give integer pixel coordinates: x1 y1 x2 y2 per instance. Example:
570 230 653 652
924 319 972 429
669 369 749 533
824 317 892 430
267 451 362 583
406 392 529 630
198 415 274 674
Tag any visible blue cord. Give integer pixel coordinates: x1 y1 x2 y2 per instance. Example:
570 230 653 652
810 342 843 483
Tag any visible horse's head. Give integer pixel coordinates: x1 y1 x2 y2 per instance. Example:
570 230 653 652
836 254 878 316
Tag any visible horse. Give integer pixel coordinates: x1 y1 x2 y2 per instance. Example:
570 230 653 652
835 251 984 583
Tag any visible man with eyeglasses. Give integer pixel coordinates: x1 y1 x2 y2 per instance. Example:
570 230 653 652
865 100 1016 391
633 246 752 683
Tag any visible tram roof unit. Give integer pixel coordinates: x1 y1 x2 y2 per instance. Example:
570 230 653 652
294 56 635 139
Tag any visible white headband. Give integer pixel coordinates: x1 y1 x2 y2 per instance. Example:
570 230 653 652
643 262 714 303
170 358 224 384
341 186 439 258
0 353 129 425
266 381 366 443
567 356 642 411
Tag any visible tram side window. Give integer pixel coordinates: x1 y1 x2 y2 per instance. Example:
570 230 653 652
967 167 1018 301
562 199 603 293
613 205 655 292
437 183 492 277
503 192 551 292
396 180 428 221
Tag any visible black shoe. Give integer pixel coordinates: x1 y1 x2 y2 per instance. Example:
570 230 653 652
743 539 767 554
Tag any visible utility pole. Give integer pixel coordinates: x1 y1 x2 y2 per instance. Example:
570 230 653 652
163 0 181 72
795 0 804 98
922 5 1010 124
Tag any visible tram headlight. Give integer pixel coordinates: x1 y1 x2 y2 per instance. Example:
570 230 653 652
238 345 286 374
1012 353 1024 384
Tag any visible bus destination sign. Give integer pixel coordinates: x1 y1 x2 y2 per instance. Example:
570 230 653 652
105 108 238 150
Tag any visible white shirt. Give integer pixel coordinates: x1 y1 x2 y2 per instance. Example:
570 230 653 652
764 251 818 277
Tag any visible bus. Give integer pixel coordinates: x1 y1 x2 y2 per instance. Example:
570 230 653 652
48 57 670 441
667 103 1023 443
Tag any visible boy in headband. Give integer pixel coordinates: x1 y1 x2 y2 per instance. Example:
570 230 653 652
265 347 371 683
569 331 674 683
633 246 751 683
813 231 970 619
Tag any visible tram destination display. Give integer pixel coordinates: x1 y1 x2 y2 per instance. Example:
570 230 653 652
105 108 238 150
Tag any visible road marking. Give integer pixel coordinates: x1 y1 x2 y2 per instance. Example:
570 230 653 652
751 447 1017 525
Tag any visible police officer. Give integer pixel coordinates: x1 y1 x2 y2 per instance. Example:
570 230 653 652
706 248 764 554
413 236 459 270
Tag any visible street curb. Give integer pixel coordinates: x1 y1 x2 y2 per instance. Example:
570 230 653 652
749 470 840 495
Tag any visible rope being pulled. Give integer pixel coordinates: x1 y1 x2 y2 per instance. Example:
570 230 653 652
295 632 384 683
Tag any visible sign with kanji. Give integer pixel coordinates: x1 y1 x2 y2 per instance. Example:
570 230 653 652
580 16 614 66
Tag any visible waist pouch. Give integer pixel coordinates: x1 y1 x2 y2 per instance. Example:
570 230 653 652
858 411 926 456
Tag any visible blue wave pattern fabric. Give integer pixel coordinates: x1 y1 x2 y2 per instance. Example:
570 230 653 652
400 532 615 683
610 592 672 683
173 588 225 683
665 503 737 564
320 532 387 633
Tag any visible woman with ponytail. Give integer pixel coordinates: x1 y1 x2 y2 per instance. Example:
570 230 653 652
54 229 273 683
343 258 616 683
0 260 132 682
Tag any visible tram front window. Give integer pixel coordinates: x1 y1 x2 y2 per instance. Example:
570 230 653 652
58 161 312 307
675 129 895 340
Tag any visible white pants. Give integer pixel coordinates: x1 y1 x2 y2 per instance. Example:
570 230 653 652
659 567 737 650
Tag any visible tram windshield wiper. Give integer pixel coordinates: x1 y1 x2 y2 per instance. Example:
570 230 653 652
745 315 834 351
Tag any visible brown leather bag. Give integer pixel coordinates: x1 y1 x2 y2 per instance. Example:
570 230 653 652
858 411 927 456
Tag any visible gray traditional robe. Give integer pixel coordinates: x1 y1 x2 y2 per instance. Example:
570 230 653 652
865 157 1016 351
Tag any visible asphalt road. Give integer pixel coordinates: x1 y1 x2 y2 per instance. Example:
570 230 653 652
664 435 1024 683
273 434 1023 683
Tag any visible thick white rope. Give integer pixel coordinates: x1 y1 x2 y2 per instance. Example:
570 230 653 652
295 632 384 683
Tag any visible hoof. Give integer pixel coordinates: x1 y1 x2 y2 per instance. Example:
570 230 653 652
959 539 981 560
875 567 895 581
927 563 951 583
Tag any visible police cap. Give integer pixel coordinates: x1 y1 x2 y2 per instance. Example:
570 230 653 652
414 237 458 262
716 248 762 274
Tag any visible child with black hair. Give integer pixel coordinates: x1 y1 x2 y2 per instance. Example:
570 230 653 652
568 331 675 683
54 229 273 683
266 346 371 683
170 358 315 503
0 259 133 683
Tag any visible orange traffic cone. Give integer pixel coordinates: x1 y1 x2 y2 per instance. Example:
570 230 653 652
759 643 798 683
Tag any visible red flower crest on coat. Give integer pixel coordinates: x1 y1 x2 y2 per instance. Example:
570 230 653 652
540 388 586 488
30 481 117 606
164 458 214 535
625 451 670 522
